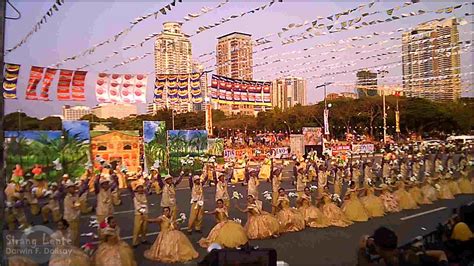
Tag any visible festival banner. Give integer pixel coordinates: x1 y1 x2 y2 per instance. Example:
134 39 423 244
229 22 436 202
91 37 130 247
395 111 400 133
109 74 123 103
302 127 323 146
154 75 166 102
210 74 271 106
5 131 62 180
167 130 208 175
121 74 136 103
3 63 21 99
177 74 189 100
331 144 351 156
290 134 304 156
351 143 375 154
223 149 236 161
57 69 74 101
25 66 44 100
39 68 57 101
95 73 110 102
62 120 91 178
323 109 330 135
143 121 167 174
91 130 141 172
134 74 147 103
190 73 202 103
71 71 87 101
208 138 224 156
167 75 178 103
272 147 289 159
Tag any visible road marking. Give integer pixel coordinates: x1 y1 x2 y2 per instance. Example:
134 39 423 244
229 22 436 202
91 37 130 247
400 207 447 221
90 231 161 244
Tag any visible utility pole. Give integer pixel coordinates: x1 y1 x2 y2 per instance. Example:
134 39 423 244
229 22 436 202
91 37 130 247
0 0 7 253
316 82 333 138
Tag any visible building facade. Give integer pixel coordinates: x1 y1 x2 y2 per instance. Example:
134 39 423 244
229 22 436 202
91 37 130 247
91 131 141 172
154 22 193 112
271 77 307 110
402 18 461 101
92 103 137 119
216 32 253 80
356 70 378 98
62 105 91 120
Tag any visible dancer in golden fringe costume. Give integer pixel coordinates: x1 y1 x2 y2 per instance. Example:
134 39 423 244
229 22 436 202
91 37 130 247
297 187 329 228
144 207 199 263
275 188 305 233
393 180 418 210
342 181 369 222
379 184 401 213
271 167 283 214
49 219 91 266
321 193 353 227
235 195 280 240
360 182 385 218
199 199 248 248
445 171 461 196
421 175 438 202
317 166 328 199
458 164 473 194
93 217 137 266
247 170 260 200
215 173 230 208
408 178 431 205
437 175 455 200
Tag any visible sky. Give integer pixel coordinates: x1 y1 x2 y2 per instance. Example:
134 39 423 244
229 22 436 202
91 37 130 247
4 0 474 118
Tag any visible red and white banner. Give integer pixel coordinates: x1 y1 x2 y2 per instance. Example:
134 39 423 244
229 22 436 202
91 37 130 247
134 74 147 103
95 73 110 103
39 68 57 101
109 74 123 103
57 69 73 101
71 71 87 101
25 66 44 100
121 74 135 103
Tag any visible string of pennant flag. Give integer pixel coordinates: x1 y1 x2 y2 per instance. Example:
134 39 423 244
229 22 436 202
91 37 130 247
6 0 65 55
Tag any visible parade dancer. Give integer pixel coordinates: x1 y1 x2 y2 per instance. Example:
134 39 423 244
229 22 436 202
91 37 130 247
41 182 62 224
215 172 230 209
63 180 81 246
247 169 260 199
95 175 114 225
187 175 206 235
271 166 283 214
158 172 184 220
131 182 149 248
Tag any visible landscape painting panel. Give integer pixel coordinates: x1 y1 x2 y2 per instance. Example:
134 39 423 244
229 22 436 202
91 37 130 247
62 120 91 179
143 121 167 174
168 130 208 175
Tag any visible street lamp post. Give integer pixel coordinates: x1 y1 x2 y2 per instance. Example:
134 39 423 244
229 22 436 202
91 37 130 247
171 109 176 130
283 121 291 136
315 82 333 138
377 70 388 144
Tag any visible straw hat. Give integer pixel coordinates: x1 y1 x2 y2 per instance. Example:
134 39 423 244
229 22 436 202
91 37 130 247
193 175 201 181
64 180 76 188
163 175 172 181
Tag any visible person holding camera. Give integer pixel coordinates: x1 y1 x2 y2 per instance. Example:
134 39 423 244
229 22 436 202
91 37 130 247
358 226 448 266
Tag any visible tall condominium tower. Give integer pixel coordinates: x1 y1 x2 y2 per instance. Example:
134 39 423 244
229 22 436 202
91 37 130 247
216 32 253 80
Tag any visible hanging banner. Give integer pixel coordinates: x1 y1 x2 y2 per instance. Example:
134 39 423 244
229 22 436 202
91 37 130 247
323 109 330 135
121 74 136 103
109 74 123 103
95 73 110 103
39 68 57 101
71 71 87 101
57 69 74 101
154 75 166 102
210 74 271 106
177 74 189 100
395 111 400 133
302 127 323 145
134 74 147 103
190 72 202 103
25 66 44 100
167 75 178 103
3 63 21 99
205 103 213 136
352 143 375 154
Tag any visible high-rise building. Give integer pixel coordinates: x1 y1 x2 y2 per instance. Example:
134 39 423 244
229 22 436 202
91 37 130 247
216 32 253 80
62 105 91 121
271 77 307 110
154 22 193 112
402 18 461 101
92 103 137 119
356 70 378 98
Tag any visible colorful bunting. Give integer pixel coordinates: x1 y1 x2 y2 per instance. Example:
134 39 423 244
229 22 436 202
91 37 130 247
154 75 166 103
211 75 271 106
25 66 44 100
3 63 21 99
95 73 110 103
134 74 147 103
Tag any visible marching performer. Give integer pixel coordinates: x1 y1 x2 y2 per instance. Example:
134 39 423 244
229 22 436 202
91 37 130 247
235 195 280 240
341 181 369 222
187 175 205 235
95 175 114 225
247 169 260 199
270 166 283 214
297 187 329 228
275 188 305 233
23 180 40 216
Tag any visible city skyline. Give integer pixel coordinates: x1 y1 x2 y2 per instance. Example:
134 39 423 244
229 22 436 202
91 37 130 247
4 1 473 118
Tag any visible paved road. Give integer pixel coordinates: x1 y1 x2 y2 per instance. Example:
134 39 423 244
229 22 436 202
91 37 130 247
26 167 473 266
